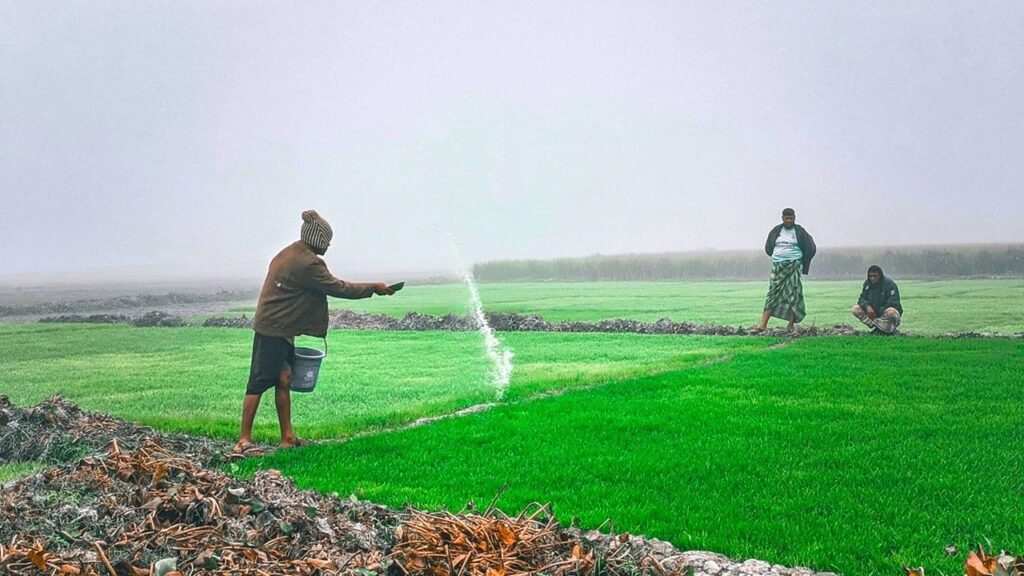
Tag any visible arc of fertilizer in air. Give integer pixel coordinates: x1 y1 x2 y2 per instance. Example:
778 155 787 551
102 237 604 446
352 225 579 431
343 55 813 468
446 232 514 401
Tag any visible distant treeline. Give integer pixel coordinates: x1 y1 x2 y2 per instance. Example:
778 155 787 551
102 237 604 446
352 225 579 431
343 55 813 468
473 244 1024 282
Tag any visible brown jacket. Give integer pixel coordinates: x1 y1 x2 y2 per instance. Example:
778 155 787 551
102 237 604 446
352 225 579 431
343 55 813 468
253 241 376 338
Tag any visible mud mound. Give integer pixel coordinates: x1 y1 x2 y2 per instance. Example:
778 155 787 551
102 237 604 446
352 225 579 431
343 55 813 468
1 290 256 318
327 309 862 337
38 314 133 324
132 311 187 327
202 314 253 328
39 311 187 328
43 309 1024 338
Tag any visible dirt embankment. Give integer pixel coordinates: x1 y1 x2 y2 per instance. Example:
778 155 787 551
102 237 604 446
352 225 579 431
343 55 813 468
325 310 864 337
42 309 867 337
0 397 839 576
0 290 255 317
34 308 1024 338
1 290 256 324
198 309 1024 338
39 311 189 327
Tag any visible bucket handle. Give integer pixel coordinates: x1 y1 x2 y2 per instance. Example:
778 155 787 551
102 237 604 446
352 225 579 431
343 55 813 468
295 337 328 357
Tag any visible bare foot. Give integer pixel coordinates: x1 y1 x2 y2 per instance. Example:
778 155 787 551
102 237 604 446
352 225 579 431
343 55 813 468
279 436 309 449
232 441 264 457
750 326 767 334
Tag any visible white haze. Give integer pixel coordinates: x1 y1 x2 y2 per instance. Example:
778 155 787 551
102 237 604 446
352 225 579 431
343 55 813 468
2 1 1022 282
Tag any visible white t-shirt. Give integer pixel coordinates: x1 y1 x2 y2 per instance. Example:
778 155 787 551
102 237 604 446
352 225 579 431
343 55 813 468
772 227 803 262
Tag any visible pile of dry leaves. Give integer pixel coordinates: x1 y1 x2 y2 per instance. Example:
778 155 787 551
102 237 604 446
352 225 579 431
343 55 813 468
0 397 676 576
0 437 398 575
0 435 669 576
963 548 1024 576
0 395 237 467
389 506 663 576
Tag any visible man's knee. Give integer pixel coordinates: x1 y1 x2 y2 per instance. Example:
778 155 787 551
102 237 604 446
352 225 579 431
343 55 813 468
883 307 900 318
851 305 866 317
277 370 292 390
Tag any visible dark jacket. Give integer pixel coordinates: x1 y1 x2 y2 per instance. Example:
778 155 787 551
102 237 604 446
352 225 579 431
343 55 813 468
253 241 376 338
858 276 903 315
764 224 817 274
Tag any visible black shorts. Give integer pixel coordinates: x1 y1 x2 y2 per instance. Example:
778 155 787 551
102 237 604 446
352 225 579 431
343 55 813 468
246 332 296 395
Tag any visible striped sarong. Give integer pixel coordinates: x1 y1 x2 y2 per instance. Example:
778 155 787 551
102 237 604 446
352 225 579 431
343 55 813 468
764 260 806 323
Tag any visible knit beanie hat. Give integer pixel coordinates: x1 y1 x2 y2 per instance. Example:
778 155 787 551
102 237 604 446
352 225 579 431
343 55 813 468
300 210 333 251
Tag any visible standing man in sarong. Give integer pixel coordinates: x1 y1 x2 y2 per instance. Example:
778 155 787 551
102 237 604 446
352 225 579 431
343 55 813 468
233 210 396 456
755 208 816 333
851 265 903 334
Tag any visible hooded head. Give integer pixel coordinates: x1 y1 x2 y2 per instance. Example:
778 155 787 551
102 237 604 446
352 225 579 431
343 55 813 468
300 210 333 255
867 265 884 285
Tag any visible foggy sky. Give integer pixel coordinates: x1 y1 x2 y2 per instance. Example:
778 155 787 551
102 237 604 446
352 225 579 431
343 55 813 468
2 1 1022 281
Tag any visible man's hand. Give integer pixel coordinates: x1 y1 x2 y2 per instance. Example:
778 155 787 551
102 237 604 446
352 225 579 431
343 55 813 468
866 306 876 319
373 283 395 296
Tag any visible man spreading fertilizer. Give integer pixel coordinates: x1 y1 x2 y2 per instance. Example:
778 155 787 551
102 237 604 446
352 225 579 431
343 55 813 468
234 210 396 455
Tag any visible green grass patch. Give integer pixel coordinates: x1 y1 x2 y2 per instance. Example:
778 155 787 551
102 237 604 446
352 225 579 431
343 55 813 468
229 279 1024 335
238 337 1024 575
0 462 43 483
0 324 770 441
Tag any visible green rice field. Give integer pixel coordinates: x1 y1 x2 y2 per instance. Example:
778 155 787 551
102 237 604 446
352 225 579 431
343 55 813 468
233 278 1024 335
239 337 1024 575
0 324 772 439
1 279 1022 575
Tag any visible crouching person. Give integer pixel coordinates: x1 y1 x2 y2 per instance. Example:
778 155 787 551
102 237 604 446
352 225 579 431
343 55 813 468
234 210 395 455
852 265 903 334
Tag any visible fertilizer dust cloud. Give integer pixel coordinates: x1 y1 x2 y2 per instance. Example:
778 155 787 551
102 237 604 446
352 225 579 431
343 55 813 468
464 270 515 400
449 234 514 400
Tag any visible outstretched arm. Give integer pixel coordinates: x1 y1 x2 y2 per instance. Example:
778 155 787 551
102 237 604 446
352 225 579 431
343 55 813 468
307 259 393 299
